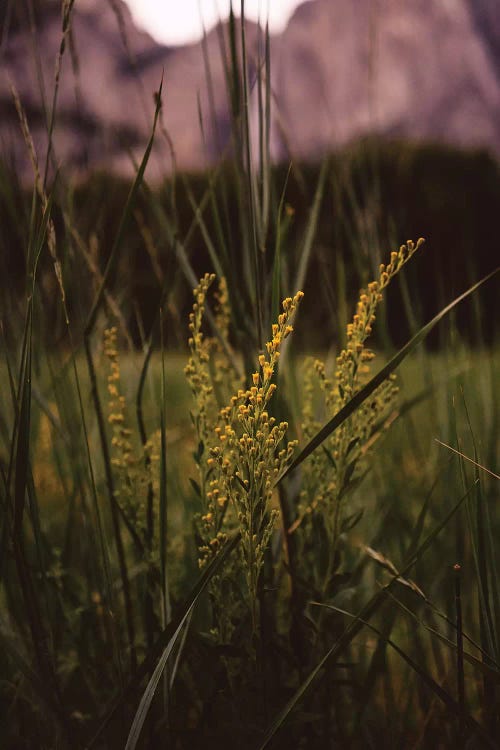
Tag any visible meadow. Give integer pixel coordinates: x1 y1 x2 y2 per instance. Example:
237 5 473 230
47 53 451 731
0 4 499 749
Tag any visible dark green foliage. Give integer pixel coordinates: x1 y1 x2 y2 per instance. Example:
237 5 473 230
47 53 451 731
1 140 498 350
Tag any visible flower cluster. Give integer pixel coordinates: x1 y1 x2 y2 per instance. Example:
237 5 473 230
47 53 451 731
104 326 160 542
104 327 133 470
184 275 240 573
184 273 218 449
297 240 424 592
336 238 425 410
186 280 304 633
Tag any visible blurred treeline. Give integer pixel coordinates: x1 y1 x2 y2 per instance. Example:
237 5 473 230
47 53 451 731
0 0 61 31
1 138 498 350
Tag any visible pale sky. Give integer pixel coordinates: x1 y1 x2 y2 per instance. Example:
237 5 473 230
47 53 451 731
123 1 304 46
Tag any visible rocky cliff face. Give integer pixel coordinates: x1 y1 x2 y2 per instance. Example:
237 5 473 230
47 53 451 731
1 0 499 180
269 0 500 161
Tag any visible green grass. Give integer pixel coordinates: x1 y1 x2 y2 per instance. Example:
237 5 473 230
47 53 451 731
1 330 498 748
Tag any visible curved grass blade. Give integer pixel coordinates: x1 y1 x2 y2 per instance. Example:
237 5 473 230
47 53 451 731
123 531 240 750
145 194 244 377
84 77 163 335
255 482 477 749
271 163 293 325
279 267 499 481
461 393 500 732
280 159 329 366
12 302 32 537
81 86 163 672
292 157 329 298
240 0 263 348
169 609 194 690
11 195 51 536
87 531 241 749
43 0 76 186
386 589 500 681
184 180 225 279
435 439 500 481
313 602 496 749
124 625 176 750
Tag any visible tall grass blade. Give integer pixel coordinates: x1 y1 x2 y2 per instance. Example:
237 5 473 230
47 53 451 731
80 83 164 675
168 610 193 690
159 308 169 599
11 193 50 533
313 602 495 749
271 164 292 325
12 302 32 537
292 158 329 297
240 0 263 346
255 482 477 749
159 307 171 716
184 181 225 278
84 78 163 334
386 588 500 676
88 531 241 749
435 439 500 480
454 563 466 745
43 0 76 186
461 393 499 732
280 159 328 365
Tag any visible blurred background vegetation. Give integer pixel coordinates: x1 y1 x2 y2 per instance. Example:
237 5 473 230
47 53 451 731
1 139 498 351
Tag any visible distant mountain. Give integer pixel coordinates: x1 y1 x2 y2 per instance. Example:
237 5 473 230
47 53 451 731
270 0 500 161
1 0 500 180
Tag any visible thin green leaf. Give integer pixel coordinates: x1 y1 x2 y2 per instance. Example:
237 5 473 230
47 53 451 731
435 439 500 480
386 589 500 682
292 157 329 297
271 163 292 325
159 307 170 626
280 159 329 365
123 532 240 750
12 196 50 535
255 482 477 749
313 602 496 749
84 78 163 335
12 302 32 537
184 180 225 278
88 532 241 749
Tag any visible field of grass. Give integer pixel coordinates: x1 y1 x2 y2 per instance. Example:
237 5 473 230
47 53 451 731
1 282 498 749
1 3 499 749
